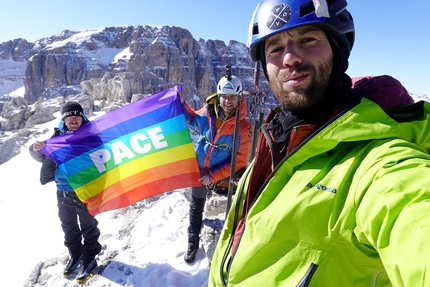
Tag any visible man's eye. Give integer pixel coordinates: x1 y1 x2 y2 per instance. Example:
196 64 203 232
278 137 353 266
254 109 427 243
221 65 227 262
268 46 283 56
302 37 316 43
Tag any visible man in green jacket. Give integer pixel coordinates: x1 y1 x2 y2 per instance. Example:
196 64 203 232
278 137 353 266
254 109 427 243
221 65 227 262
209 0 430 286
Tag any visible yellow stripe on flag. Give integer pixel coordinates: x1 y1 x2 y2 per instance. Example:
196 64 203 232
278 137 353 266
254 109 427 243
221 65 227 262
75 143 197 200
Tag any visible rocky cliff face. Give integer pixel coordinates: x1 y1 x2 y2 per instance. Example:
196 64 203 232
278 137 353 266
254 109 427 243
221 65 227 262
11 24 272 106
0 24 275 164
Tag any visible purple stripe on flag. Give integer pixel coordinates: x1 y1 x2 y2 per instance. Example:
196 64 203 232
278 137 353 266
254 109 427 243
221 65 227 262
42 85 182 157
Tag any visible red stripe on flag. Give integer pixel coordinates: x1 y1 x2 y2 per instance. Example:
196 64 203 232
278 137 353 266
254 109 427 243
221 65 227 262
81 158 201 215
85 172 201 216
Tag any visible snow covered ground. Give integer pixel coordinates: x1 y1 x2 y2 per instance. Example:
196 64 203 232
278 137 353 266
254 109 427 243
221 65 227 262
0 116 223 287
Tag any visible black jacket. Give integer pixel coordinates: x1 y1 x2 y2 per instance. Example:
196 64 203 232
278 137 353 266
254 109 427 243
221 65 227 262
29 128 60 185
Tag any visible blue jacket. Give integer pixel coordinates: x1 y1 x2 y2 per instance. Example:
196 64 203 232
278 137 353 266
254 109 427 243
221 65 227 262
183 94 251 182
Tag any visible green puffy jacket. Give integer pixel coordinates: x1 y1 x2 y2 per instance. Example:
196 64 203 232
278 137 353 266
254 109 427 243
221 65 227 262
209 76 430 287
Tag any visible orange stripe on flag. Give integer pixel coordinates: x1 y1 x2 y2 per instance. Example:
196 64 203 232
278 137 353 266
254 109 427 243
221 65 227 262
85 172 201 216
83 158 200 213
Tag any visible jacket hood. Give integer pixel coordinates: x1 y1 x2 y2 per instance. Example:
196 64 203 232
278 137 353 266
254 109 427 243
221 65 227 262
308 76 430 156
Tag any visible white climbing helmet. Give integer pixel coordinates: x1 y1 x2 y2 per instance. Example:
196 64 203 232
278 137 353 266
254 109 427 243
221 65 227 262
217 75 242 95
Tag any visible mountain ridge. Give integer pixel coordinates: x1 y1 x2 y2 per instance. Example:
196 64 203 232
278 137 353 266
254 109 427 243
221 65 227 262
0 24 275 164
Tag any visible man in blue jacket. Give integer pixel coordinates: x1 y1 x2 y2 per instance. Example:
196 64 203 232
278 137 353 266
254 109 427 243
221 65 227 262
180 75 251 263
30 102 102 283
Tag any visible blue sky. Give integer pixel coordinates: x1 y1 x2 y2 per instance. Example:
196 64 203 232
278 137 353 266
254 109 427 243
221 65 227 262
1 0 429 94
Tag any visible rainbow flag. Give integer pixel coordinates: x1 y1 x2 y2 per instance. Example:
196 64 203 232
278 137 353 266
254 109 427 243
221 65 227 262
41 85 201 216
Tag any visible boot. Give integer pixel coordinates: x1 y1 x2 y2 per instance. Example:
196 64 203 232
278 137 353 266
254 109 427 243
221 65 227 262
184 196 205 263
63 254 83 277
184 242 199 263
76 259 98 283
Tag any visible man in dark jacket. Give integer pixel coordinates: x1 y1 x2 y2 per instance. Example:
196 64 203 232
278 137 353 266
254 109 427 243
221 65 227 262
29 102 102 283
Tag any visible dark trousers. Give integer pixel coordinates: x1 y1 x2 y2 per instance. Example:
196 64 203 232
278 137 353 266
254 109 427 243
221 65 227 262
187 169 246 246
187 186 208 246
57 191 102 263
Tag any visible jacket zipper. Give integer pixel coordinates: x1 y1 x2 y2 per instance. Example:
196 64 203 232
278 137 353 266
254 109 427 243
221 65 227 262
219 108 351 285
296 263 318 287
219 166 252 286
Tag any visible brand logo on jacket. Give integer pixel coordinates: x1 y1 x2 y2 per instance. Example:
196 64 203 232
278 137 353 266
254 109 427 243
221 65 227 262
307 182 337 194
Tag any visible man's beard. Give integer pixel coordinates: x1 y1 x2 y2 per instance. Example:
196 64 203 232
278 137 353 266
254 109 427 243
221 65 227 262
269 59 332 111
